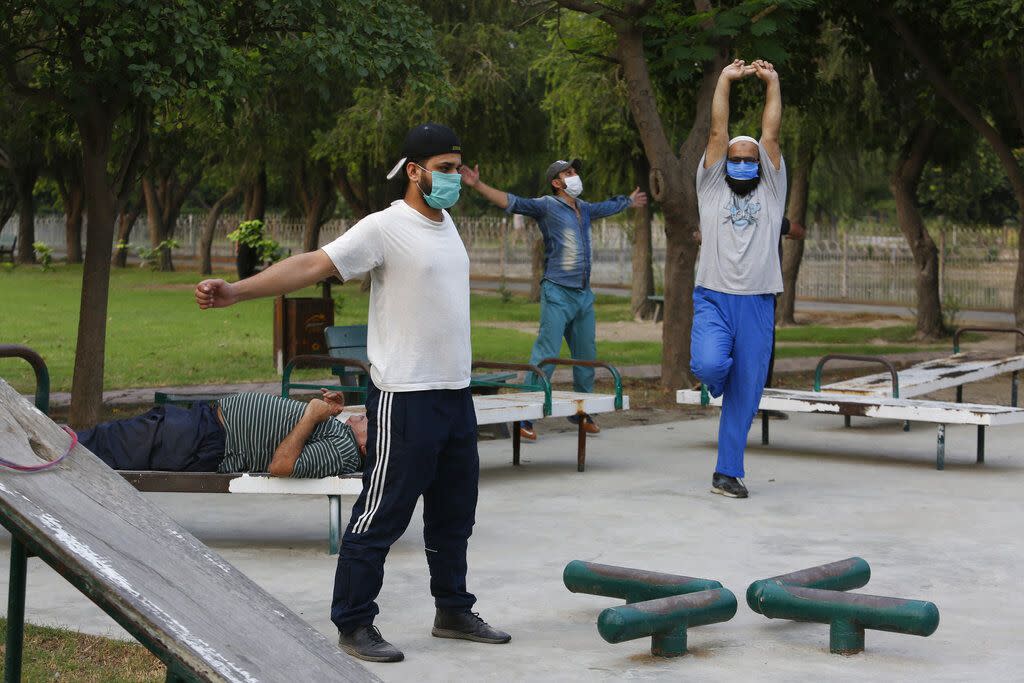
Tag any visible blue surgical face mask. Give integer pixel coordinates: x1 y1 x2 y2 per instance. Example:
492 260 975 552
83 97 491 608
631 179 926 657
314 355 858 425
726 160 760 180
417 164 462 209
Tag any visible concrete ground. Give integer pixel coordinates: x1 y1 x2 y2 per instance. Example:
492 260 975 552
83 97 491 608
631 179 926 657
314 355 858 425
1 411 1022 681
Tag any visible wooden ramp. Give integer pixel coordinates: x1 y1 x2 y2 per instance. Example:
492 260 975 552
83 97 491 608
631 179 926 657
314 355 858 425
0 379 376 683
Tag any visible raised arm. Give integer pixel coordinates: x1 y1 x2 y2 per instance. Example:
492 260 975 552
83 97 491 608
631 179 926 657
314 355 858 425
754 59 782 170
705 59 754 168
460 164 509 209
195 249 337 309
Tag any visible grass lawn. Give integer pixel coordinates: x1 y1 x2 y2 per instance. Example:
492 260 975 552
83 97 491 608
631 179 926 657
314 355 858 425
0 264 953 393
0 617 163 682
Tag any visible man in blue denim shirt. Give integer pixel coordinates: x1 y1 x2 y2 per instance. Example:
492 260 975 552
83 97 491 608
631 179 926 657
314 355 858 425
461 160 646 439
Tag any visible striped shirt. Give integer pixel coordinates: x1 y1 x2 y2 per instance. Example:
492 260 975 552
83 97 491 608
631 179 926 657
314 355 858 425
217 393 361 477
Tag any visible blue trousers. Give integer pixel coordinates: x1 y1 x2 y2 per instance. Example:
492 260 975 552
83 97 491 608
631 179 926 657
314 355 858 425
331 381 479 632
689 286 775 478
526 280 596 394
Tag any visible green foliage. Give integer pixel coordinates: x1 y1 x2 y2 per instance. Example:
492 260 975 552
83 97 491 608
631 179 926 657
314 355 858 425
135 239 180 270
227 220 284 264
32 242 53 271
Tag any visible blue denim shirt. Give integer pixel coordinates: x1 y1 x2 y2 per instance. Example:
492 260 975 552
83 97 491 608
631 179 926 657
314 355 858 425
506 193 632 289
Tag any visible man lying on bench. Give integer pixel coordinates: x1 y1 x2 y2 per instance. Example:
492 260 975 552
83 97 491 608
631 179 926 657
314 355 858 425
76 390 366 477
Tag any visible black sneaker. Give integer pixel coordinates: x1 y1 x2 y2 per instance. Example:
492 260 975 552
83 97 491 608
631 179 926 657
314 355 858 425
338 624 404 662
711 472 748 498
432 609 511 644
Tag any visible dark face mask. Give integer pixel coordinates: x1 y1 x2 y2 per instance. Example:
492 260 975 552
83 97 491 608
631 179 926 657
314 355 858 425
725 175 760 196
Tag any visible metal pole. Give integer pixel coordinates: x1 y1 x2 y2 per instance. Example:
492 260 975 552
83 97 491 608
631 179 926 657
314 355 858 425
936 424 946 470
5 538 29 683
977 426 985 464
512 421 521 466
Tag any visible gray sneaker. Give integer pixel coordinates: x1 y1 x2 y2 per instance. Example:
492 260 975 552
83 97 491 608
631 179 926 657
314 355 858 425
338 624 404 662
432 609 511 644
711 472 749 498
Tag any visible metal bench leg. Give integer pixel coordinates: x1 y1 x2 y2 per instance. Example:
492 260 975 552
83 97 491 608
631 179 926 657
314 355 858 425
903 420 910 432
512 421 521 466
1013 371 1019 408
577 420 586 472
956 385 963 403
936 424 946 470
328 495 341 555
977 425 985 464
5 537 29 683
844 415 851 428
761 411 769 445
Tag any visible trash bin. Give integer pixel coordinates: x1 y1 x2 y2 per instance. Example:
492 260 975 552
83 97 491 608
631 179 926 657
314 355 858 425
273 280 335 373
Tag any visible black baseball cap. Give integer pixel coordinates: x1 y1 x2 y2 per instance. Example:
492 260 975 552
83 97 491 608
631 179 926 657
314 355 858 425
386 123 462 180
545 158 581 184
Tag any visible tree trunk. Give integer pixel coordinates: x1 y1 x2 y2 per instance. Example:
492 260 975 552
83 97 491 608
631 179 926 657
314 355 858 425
299 163 336 253
244 165 267 221
142 176 169 270
63 182 85 264
112 201 141 268
199 186 240 275
630 154 655 320
528 237 544 302
15 165 37 264
615 27 725 387
891 122 944 340
778 138 815 325
69 113 117 428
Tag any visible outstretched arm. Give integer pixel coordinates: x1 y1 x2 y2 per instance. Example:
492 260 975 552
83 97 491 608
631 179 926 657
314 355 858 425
195 250 337 309
460 165 509 209
754 59 782 170
705 59 754 168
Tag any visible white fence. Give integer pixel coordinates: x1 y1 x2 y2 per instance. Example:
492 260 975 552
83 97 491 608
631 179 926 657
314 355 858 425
8 213 1019 310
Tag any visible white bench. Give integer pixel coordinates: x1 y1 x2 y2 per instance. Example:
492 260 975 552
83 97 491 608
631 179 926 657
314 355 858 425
677 388 1024 470
127 358 629 553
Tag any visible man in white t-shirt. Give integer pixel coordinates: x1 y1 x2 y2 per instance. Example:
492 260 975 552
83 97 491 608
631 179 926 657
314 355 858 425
194 123 510 663
691 59 786 500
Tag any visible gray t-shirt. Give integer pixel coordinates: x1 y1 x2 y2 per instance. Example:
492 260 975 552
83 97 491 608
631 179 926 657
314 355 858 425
695 142 787 294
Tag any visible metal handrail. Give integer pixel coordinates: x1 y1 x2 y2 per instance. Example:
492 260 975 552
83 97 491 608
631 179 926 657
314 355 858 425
953 327 1024 354
472 361 552 415
282 354 371 399
0 345 50 413
538 358 624 410
814 354 899 398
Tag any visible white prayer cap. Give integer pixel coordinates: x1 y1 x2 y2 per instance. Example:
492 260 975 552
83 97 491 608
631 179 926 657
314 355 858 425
728 135 759 146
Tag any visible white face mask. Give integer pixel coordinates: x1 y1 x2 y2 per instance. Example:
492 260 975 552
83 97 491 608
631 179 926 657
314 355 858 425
563 175 583 197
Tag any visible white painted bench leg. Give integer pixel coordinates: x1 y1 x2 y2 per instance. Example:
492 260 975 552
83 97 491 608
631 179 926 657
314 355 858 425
936 424 946 470
328 495 342 555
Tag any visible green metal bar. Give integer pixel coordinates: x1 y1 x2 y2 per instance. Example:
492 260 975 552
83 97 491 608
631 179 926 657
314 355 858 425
747 557 871 614
563 560 721 604
753 582 939 655
538 358 624 410
814 354 899 398
952 326 1024 354
596 588 737 657
4 537 29 683
472 361 552 415
282 354 371 399
0 345 50 413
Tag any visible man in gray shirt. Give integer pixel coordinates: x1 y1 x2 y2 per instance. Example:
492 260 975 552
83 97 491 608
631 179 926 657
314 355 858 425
690 58 786 499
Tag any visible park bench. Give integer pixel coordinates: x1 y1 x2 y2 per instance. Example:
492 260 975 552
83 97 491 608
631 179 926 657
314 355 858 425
678 328 1024 469
136 355 628 553
0 231 15 263
0 345 375 682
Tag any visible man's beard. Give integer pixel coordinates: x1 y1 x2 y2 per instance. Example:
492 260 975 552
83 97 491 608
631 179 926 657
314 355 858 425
726 175 760 196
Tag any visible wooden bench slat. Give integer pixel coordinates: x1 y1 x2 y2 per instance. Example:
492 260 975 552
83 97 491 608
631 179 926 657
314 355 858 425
821 353 1024 397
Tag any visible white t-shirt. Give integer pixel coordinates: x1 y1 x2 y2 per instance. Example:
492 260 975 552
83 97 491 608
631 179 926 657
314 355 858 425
695 141 787 294
321 200 471 392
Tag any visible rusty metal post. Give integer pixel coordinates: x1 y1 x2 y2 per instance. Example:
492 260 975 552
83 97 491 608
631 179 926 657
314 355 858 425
936 423 946 470
751 583 939 655
977 425 985 464
597 589 737 657
577 420 586 472
747 557 871 614
564 560 721 604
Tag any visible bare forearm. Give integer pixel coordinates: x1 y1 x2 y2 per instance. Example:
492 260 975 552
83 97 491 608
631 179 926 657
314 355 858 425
471 180 509 209
233 250 337 303
705 76 732 166
761 79 782 140
268 413 320 477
